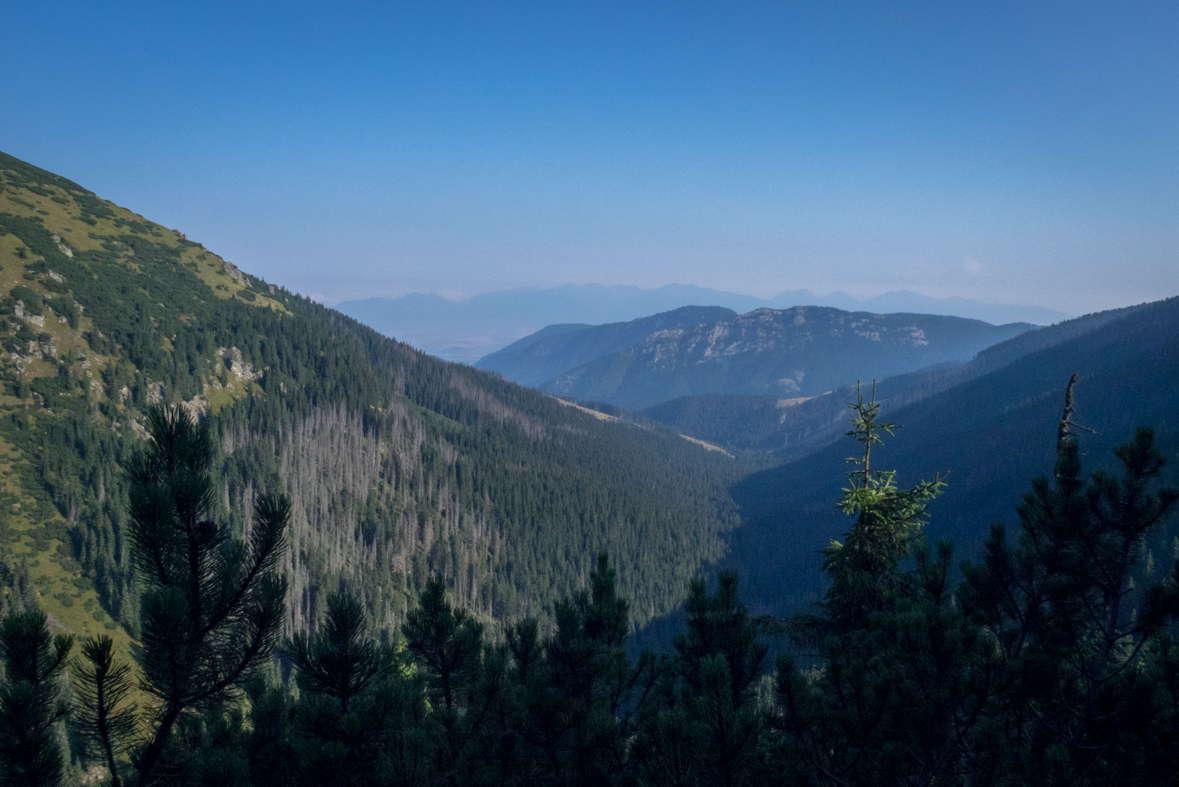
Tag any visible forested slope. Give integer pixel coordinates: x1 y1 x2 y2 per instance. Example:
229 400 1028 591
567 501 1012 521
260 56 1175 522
0 151 744 650
722 294 1179 614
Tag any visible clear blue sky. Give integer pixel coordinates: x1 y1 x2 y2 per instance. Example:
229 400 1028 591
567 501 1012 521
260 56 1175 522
3 1 1176 313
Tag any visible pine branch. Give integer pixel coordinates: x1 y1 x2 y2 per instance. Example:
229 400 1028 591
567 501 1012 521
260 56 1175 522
72 637 138 787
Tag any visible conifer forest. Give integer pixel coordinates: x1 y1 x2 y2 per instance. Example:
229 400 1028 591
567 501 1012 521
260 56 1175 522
6 390 1179 787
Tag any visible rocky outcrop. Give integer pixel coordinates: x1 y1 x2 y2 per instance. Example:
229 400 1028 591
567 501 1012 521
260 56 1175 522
222 260 246 286
218 346 261 382
51 235 73 258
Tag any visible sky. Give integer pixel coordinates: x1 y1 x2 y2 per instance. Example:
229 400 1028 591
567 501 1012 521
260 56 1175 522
2 1 1177 314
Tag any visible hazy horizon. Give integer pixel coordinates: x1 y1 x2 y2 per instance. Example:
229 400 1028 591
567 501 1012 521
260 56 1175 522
329 282 1075 313
4 2 1176 317
332 282 1079 364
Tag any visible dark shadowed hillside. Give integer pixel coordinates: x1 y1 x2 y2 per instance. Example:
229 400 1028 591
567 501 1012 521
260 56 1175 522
719 295 1179 615
640 303 1144 455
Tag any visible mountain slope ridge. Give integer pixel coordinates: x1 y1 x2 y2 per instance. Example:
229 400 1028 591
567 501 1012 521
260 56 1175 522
534 306 1033 410
0 151 745 654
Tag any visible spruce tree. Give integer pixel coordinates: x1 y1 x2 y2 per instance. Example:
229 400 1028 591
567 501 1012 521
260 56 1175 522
772 383 991 787
819 381 944 632
960 378 1179 784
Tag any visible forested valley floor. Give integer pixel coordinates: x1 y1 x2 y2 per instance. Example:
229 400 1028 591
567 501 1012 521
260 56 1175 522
7 391 1179 787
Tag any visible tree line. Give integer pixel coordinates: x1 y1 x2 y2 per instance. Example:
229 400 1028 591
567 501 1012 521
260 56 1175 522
3 378 1177 787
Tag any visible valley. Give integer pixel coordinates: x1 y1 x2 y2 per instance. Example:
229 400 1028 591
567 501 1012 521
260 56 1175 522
0 150 1175 787
3 148 1173 650
5 4 1176 782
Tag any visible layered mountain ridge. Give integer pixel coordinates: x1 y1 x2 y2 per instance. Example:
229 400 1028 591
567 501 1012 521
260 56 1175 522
483 306 1033 410
475 305 738 388
642 302 1146 455
341 286 1071 362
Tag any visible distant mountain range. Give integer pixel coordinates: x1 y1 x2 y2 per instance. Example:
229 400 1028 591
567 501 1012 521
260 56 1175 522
337 285 1073 363
478 306 1033 410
